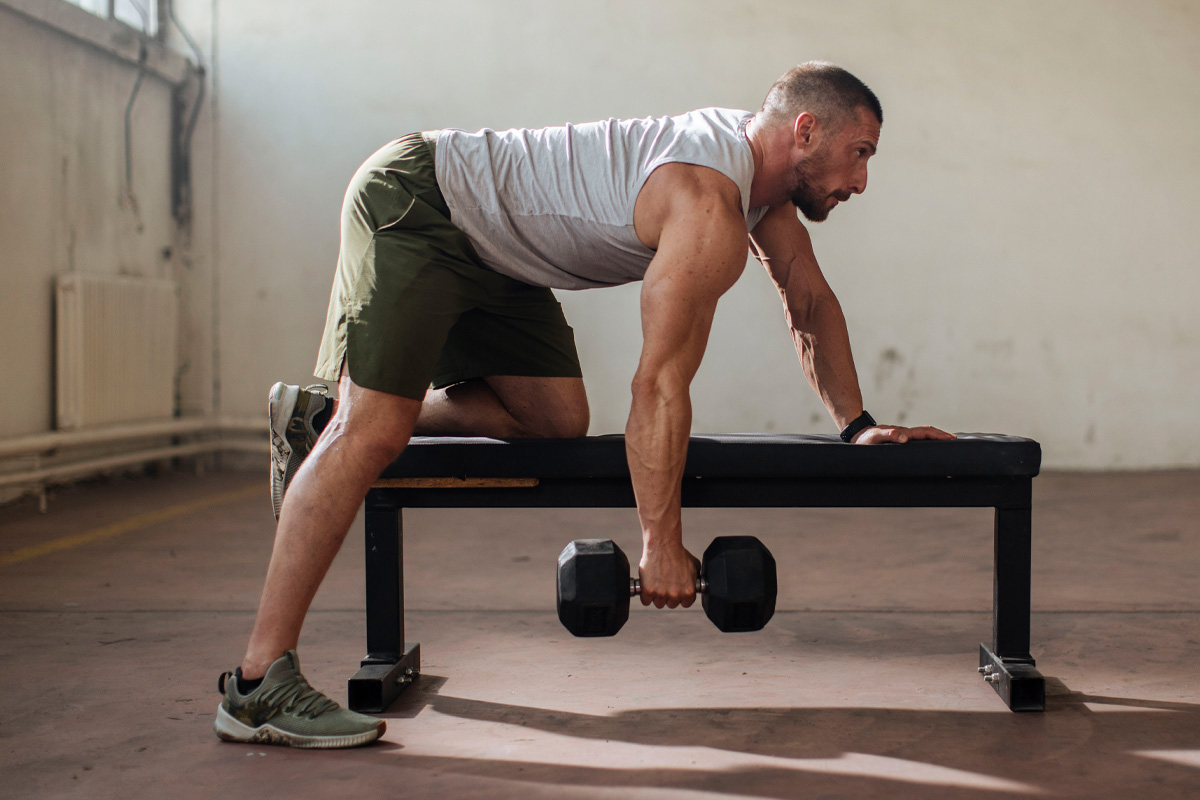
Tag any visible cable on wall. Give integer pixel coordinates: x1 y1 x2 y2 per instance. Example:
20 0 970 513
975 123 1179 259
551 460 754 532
120 0 152 233
168 0 207 227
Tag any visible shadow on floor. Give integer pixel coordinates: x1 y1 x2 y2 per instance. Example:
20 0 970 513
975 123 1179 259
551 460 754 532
337 675 1200 799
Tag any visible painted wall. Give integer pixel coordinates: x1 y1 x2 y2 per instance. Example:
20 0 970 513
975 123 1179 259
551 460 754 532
0 3 215 442
8 1 1200 470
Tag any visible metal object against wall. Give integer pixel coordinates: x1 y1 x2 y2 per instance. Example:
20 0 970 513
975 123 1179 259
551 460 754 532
55 273 179 429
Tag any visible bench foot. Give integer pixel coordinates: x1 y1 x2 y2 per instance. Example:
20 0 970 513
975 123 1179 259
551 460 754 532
979 643 1044 711
347 643 421 713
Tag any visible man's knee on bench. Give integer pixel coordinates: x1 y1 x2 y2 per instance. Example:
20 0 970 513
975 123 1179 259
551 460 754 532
481 375 591 439
515 405 590 439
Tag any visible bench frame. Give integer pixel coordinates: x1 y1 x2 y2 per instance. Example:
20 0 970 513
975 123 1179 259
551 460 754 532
347 452 1045 714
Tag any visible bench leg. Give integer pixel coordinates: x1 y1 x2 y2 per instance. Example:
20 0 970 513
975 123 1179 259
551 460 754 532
348 493 420 713
981 501 1044 711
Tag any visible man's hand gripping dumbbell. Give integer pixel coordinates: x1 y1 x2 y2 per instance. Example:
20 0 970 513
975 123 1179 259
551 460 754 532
556 537 778 637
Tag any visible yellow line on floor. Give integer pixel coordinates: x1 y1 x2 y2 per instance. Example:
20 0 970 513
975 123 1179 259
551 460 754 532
0 484 266 567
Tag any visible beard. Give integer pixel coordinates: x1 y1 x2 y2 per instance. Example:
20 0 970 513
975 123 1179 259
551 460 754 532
789 147 843 223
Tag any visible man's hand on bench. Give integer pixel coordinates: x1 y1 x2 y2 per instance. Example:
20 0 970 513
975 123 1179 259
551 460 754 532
852 424 956 445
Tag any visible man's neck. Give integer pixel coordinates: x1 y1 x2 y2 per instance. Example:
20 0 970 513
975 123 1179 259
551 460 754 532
744 116 788 209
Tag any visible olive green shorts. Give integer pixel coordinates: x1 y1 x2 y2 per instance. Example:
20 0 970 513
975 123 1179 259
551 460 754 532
314 132 582 400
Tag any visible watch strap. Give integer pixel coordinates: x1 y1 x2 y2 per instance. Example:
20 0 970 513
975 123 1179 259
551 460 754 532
840 411 877 443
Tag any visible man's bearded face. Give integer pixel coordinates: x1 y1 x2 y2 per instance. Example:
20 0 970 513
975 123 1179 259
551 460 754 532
789 142 849 223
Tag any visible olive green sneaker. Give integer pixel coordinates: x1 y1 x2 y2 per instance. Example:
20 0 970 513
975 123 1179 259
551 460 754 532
214 650 385 749
269 382 329 520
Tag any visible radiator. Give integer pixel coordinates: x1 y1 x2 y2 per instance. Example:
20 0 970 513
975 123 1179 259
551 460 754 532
55 273 179 429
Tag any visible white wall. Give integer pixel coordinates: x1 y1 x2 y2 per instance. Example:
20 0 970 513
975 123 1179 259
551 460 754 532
0 5 184 438
13 0 1199 469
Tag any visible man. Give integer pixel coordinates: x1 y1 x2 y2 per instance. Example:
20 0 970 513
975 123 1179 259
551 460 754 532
214 62 954 749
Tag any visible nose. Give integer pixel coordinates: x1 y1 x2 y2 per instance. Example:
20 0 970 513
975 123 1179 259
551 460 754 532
850 165 868 195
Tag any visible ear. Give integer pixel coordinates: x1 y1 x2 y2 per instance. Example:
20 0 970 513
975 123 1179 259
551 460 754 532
792 112 818 154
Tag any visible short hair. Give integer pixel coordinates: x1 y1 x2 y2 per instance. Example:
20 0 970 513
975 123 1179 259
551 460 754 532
759 61 882 131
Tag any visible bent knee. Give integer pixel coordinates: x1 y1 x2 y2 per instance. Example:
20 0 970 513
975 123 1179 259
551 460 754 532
560 405 590 438
525 405 590 439
326 374 421 461
322 422 409 466
319 406 415 466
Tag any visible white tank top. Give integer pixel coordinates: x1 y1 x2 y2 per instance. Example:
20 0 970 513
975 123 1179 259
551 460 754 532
433 108 770 290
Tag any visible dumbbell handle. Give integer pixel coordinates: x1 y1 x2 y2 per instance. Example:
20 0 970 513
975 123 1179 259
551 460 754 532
629 577 709 596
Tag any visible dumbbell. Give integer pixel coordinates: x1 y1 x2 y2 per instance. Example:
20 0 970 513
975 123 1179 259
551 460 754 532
556 536 777 636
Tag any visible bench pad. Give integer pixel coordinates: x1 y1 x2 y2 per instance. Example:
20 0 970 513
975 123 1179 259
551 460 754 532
378 433 1041 481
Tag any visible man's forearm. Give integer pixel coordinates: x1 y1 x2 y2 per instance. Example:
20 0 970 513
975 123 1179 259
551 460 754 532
625 382 690 552
790 293 865 431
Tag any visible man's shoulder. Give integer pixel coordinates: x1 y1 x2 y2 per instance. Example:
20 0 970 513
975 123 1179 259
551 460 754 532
634 162 747 249
645 161 743 199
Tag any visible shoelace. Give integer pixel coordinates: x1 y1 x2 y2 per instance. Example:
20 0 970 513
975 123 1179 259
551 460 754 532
258 673 340 718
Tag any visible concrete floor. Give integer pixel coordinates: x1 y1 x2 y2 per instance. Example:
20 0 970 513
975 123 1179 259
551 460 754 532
1 467 1197 799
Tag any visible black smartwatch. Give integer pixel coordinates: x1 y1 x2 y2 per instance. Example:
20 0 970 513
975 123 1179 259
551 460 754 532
839 411 876 443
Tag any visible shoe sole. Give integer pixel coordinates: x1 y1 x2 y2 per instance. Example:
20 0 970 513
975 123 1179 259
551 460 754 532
213 705 385 749
268 382 301 521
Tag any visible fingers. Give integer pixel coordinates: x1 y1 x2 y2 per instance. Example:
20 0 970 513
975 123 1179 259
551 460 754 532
909 425 957 440
855 425 958 444
638 557 701 609
640 585 697 609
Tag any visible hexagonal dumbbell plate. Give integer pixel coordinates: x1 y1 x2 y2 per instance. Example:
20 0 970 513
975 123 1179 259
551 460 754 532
701 536 778 632
557 539 632 637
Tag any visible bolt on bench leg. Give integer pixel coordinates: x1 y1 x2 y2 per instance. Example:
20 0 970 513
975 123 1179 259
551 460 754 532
349 494 421 713
983 500 1044 711
979 643 1043 712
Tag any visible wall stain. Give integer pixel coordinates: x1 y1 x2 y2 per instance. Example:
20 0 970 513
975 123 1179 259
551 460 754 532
873 348 919 423
974 339 1015 357
873 347 904 391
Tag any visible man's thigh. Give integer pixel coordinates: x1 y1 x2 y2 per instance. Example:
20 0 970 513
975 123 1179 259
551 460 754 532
431 279 584 392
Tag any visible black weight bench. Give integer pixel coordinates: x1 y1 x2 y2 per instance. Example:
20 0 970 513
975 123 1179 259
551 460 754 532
348 433 1044 714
